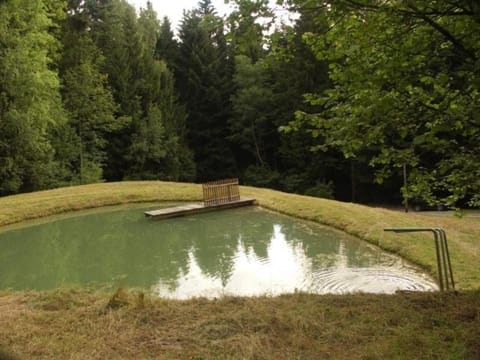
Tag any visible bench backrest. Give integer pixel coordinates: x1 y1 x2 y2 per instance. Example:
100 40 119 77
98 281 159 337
202 178 240 206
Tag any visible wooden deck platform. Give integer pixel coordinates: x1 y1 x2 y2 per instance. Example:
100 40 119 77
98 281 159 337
144 198 256 220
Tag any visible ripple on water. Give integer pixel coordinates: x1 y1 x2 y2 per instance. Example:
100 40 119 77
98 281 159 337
312 267 438 294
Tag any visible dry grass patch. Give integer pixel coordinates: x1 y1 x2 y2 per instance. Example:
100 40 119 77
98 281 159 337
0 290 479 359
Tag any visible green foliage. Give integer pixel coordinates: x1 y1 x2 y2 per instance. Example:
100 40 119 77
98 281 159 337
242 165 280 188
0 0 195 194
155 16 179 69
84 0 194 182
283 0 480 207
226 0 272 62
127 4 195 181
229 55 274 168
59 13 121 184
304 182 334 199
0 0 66 195
126 105 171 180
176 1 236 180
262 11 347 197
2 0 478 208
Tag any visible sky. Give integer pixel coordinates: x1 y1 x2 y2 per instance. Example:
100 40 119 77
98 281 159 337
127 0 295 33
127 0 234 31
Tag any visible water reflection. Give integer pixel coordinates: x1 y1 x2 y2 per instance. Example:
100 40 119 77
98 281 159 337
154 223 437 299
0 206 437 295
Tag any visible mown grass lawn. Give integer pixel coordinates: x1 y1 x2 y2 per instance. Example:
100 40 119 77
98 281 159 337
0 181 478 359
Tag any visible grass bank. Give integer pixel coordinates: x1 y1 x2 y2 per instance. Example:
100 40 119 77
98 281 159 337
0 181 479 359
0 289 479 359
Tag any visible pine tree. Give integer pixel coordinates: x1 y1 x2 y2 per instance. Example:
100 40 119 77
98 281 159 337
81 0 194 181
176 0 236 180
155 16 179 69
123 2 195 181
57 0 121 184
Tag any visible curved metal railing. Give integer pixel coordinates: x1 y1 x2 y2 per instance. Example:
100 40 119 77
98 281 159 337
384 227 454 291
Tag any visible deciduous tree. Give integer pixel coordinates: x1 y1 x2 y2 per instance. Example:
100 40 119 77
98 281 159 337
283 0 480 207
0 0 66 194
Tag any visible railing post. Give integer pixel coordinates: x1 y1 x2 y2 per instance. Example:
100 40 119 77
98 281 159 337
383 227 455 291
437 229 455 290
432 229 444 291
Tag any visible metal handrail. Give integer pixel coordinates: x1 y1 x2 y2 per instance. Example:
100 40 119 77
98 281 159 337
384 227 454 291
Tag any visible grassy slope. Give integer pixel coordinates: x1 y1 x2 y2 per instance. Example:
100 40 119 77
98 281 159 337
0 181 479 359
0 181 201 227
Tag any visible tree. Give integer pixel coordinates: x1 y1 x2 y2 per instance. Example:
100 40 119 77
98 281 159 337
125 56 195 181
84 0 194 181
225 0 281 188
229 55 273 169
228 9 338 197
226 0 273 62
155 16 179 69
0 0 66 194
176 0 236 180
58 0 121 184
283 0 480 207
84 0 142 180
124 2 195 181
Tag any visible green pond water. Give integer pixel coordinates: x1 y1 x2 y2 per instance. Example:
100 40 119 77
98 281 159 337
0 205 437 298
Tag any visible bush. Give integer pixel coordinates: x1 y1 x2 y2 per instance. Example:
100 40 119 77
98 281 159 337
242 166 280 188
304 182 334 199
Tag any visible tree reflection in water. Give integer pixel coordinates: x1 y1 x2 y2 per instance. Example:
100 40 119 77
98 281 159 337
154 223 437 298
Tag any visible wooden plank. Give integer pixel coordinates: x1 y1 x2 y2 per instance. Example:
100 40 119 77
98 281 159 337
144 203 204 217
144 198 256 220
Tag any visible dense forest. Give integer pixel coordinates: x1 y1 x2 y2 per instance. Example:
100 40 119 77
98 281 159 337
0 0 479 208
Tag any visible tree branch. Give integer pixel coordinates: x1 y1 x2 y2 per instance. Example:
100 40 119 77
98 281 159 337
406 1 477 61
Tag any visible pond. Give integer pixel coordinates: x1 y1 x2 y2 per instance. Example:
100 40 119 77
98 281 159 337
0 205 437 298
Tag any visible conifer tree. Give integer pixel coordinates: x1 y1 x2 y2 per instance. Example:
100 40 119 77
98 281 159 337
176 0 236 180
57 0 121 184
155 16 179 69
